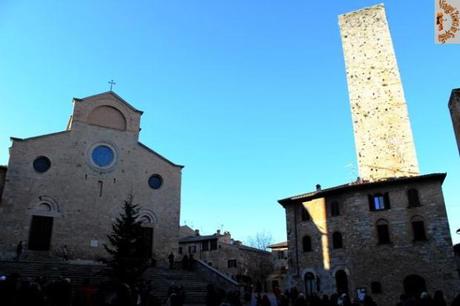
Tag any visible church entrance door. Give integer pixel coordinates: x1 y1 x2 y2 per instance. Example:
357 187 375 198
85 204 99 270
141 227 153 258
28 216 53 251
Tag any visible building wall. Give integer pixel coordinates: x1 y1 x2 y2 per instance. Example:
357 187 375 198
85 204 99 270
179 238 271 282
285 179 459 305
0 93 182 264
0 166 6 200
449 88 460 155
339 4 419 181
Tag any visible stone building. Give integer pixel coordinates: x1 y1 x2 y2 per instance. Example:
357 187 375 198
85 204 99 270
279 175 459 305
0 91 183 264
277 4 460 305
449 88 460 155
178 227 272 284
267 241 288 291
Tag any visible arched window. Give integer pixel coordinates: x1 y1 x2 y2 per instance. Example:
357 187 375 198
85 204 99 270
376 219 391 244
407 189 421 208
330 201 340 217
411 216 427 241
332 232 343 249
301 206 310 221
302 236 312 252
371 281 382 294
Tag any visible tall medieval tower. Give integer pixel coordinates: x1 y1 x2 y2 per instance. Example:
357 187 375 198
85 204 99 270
448 88 460 155
339 4 419 181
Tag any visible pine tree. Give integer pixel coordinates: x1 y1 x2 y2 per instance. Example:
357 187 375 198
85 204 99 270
104 196 148 284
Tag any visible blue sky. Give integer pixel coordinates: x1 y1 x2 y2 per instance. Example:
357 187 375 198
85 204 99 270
0 1 459 244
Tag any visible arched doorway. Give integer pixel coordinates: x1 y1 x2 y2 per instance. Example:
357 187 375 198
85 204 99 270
335 270 348 294
403 275 426 297
304 272 316 296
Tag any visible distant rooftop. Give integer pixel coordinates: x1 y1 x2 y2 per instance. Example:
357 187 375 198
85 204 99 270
268 241 288 249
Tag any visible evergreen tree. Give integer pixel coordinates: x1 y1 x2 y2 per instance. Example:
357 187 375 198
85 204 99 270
104 196 148 284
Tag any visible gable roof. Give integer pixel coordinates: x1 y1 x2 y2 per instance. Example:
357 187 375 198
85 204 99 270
73 91 144 114
279 173 446 207
138 142 184 169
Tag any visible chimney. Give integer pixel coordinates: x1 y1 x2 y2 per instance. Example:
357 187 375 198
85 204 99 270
316 184 321 191
217 229 221 235
195 229 200 236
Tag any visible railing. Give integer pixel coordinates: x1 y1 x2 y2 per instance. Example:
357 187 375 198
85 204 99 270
194 259 240 291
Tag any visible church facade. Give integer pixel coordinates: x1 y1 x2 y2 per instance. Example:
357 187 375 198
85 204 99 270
0 92 183 264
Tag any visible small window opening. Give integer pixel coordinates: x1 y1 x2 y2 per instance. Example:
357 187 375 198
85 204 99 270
302 236 312 252
98 181 103 197
330 201 340 217
407 189 421 207
376 220 391 244
412 218 427 241
371 281 382 294
332 232 343 249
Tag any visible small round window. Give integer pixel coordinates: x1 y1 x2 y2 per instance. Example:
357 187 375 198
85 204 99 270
33 156 51 173
148 175 163 189
91 145 115 168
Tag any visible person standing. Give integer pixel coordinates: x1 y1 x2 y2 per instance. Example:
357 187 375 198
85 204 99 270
168 252 175 269
15 241 24 261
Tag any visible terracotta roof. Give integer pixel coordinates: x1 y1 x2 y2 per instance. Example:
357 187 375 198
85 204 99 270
179 234 220 243
268 241 288 249
278 173 446 207
238 245 271 255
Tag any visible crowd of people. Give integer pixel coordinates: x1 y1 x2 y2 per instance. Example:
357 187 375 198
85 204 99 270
250 287 460 306
1 272 460 306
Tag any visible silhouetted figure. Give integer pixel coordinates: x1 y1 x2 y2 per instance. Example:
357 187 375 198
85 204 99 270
451 293 460 306
261 294 271 306
168 252 175 269
420 291 435 306
433 290 446 306
206 284 218 306
182 254 189 270
16 241 23 261
189 253 195 270
63 245 69 261
294 293 307 306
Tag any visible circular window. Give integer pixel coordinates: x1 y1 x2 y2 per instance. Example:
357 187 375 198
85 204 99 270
33 156 51 173
91 145 115 168
148 174 163 189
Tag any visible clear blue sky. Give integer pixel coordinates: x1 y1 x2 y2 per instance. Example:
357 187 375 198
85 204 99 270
0 1 459 244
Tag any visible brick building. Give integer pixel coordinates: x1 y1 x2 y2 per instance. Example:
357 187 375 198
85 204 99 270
277 4 460 305
178 226 272 284
0 91 183 264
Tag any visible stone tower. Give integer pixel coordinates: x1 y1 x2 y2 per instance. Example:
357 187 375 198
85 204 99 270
448 88 460 155
339 4 419 181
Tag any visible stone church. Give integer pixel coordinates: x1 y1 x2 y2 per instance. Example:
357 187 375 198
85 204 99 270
0 91 183 264
279 4 460 305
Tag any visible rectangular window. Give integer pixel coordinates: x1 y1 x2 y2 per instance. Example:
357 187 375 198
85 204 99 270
228 259 237 268
202 240 209 251
369 193 390 211
189 245 197 254
277 251 285 259
210 239 217 250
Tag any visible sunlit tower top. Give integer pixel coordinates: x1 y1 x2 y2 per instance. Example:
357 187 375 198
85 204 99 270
339 4 419 181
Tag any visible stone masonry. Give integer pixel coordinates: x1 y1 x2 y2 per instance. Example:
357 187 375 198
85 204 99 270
339 4 419 181
448 88 460 155
0 92 183 265
279 175 460 305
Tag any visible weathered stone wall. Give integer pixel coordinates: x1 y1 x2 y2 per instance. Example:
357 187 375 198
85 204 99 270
0 93 182 266
284 179 459 305
339 4 419 181
0 166 6 201
448 88 460 155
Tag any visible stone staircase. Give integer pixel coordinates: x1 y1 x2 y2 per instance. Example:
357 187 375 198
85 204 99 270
0 260 209 305
144 267 209 304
